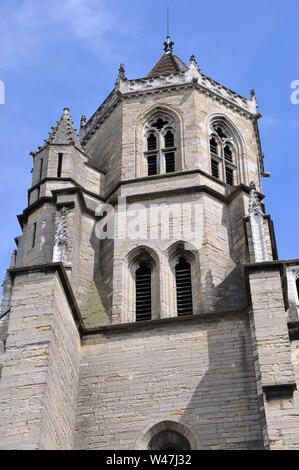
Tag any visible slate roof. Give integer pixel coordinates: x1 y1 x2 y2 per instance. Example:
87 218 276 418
147 52 188 78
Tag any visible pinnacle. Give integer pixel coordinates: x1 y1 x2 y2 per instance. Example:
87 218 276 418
35 107 82 153
48 108 81 146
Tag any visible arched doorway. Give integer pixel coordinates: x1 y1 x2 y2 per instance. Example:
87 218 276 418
148 430 191 450
135 420 197 450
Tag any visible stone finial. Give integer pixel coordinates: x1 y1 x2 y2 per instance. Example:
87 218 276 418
80 115 86 130
115 64 127 87
164 38 174 54
52 207 69 263
119 64 126 80
80 114 86 133
249 182 263 217
249 89 258 112
250 89 258 106
189 54 200 72
63 107 70 115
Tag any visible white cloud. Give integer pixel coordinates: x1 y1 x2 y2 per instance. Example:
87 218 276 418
52 0 116 39
0 0 132 70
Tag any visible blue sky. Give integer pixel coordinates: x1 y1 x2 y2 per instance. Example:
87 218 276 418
0 0 298 283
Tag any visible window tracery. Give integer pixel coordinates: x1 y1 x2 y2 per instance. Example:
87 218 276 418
144 113 177 176
209 121 237 185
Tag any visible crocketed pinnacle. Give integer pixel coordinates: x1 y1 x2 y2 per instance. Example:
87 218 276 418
48 108 81 146
38 108 82 151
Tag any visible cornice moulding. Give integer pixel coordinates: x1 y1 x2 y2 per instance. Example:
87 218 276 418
80 65 257 144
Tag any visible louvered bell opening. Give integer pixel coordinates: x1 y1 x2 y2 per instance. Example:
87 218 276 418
175 258 193 316
210 137 218 155
211 159 219 178
165 131 174 148
224 145 233 162
296 278 299 299
225 166 234 185
136 263 152 322
147 133 157 151
148 154 157 176
165 152 175 173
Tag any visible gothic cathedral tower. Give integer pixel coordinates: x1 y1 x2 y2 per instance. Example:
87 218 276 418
0 37 299 450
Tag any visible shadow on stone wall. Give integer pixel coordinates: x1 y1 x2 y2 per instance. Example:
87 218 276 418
197 197 248 314
79 222 111 329
0 311 9 380
176 315 264 450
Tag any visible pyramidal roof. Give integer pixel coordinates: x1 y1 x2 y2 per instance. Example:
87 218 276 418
147 37 188 78
41 108 82 150
147 52 188 78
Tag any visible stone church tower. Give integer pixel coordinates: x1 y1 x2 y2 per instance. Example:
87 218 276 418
0 36 299 450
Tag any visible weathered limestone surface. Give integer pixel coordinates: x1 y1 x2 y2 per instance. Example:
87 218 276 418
249 268 295 386
0 270 80 450
0 312 9 379
16 204 55 270
75 314 263 450
0 51 297 450
248 266 299 449
85 103 123 194
83 87 262 199
108 190 252 324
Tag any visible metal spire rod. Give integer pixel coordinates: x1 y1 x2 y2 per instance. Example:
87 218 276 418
164 5 174 53
167 5 170 43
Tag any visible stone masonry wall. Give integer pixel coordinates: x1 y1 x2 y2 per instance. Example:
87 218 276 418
110 190 249 325
17 204 56 269
75 313 264 450
85 103 123 196
248 266 299 449
0 269 81 450
84 85 262 200
0 311 9 379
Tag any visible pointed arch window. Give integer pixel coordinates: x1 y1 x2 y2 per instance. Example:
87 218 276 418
147 134 158 176
209 123 237 186
144 114 177 176
135 262 152 321
210 137 218 155
224 144 233 162
175 257 193 316
165 130 174 148
147 133 157 151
